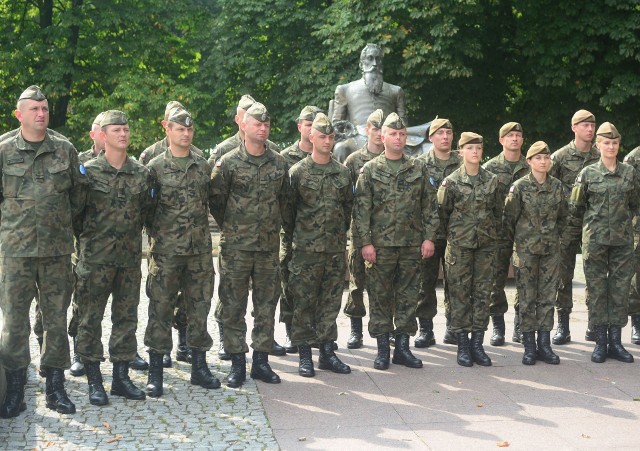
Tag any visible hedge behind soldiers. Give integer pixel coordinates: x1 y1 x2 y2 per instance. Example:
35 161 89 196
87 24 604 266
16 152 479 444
622 145 640 344
0 85 83 418
144 108 220 397
548 110 599 344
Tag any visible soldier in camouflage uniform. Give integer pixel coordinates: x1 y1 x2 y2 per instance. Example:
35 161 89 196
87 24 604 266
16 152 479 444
353 113 438 370
0 86 83 418
210 103 293 388
343 109 385 349
74 110 150 406
414 118 461 347
503 141 567 365
287 114 353 377
549 110 600 345
568 122 638 364
437 132 501 367
483 122 529 346
144 108 220 398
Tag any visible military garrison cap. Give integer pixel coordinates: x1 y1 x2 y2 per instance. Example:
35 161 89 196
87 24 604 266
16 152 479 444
367 109 384 128
164 101 185 120
596 122 620 139
526 141 550 159
297 105 323 122
92 112 106 126
168 108 194 127
429 118 452 136
311 113 334 135
571 109 595 125
19 85 46 101
499 122 523 138
238 94 256 111
245 102 270 122
100 110 128 127
383 112 406 130
458 132 483 148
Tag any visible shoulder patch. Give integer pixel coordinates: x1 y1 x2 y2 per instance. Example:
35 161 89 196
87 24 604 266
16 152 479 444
79 164 86 175
441 179 447 187
429 176 436 187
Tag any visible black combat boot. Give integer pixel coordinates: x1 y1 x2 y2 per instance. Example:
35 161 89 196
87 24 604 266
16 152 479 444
490 315 506 346
347 317 364 349
37 337 46 377
283 323 297 353
176 327 191 363
512 308 522 343
552 311 571 345
84 361 108 406
45 367 76 414
129 352 149 371
0 368 26 418
607 326 634 363
585 327 595 342
225 353 246 388
443 327 458 345
318 342 351 374
630 315 640 345
392 333 423 368
470 331 492 366
111 361 146 400
374 334 390 370
250 351 281 384
456 332 473 367
190 350 221 389
146 352 164 398
521 331 537 365
414 318 436 348
298 344 315 377
69 337 85 377
536 331 560 364
590 325 608 363
270 340 287 357
217 322 230 360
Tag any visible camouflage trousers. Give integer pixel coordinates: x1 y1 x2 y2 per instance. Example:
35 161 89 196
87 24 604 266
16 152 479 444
288 251 345 345
75 262 142 363
277 238 294 325
34 272 79 339
0 255 72 370
489 242 518 316
343 241 367 318
513 252 558 332
145 252 187 331
145 253 214 354
627 234 640 316
446 245 495 333
218 248 279 354
584 243 632 329
555 237 581 313
366 246 421 337
416 239 449 321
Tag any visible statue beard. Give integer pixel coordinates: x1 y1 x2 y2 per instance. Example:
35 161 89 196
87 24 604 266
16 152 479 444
363 71 384 96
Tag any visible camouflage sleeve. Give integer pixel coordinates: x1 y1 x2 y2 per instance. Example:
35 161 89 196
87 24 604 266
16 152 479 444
556 193 570 239
278 167 294 240
436 179 453 232
286 167 300 244
421 167 439 241
142 167 154 230
342 173 355 233
353 167 373 248
502 184 521 244
72 161 89 238
630 167 640 214
567 172 587 242
145 166 160 231
68 146 85 222
492 178 503 232
209 160 229 228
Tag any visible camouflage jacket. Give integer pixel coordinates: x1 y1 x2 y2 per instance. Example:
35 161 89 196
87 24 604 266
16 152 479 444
353 154 439 248
78 147 100 164
549 141 600 197
210 144 292 251
288 156 353 253
146 149 213 255
0 129 83 257
623 146 640 235
139 137 202 166
76 152 152 266
0 127 67 144
569 160 639 247
280 141 311 169
437 166 500 249
503 173 568 254
344 145 382 186
208 132 280 165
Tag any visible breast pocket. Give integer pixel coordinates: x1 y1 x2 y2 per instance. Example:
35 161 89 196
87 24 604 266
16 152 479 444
48 161 72 193
299 176 321 206
371 171 393 202
2 165 26 198
159 172 183 205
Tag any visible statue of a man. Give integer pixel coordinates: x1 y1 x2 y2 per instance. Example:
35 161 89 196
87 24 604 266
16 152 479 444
332 43 408 128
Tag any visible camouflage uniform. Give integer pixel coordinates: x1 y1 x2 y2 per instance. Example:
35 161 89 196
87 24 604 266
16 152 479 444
353 154 439 337
622 146 640 317
503 173 568 332
287 156 353 345
144 149 215 354
549 142 600 313
210 144 292 353
0 129 83 370
207 132 280 166
569 160 639 328
437 166 501 333
75 152 152 362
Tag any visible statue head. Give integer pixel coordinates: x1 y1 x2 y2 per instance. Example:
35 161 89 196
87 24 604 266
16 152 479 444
359 43 384 95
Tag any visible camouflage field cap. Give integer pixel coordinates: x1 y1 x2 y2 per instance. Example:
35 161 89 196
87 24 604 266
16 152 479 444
526 141 550 159
458 131 483 148
238 94 256 111
499 122 523 138
297 105 323 122
100 110 128 127
245 102 270 122
164 101 185 120
367 109 384 128
92 112 106 126
429 118 452 136
571 109 595 125
19 85 46 101
596 122 620 139
383 112 406 130
168 108 194 127
311 113 334 135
